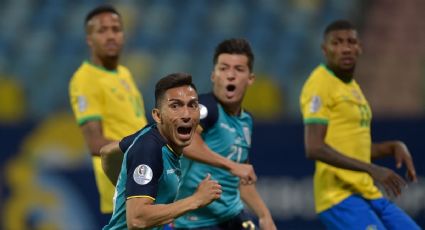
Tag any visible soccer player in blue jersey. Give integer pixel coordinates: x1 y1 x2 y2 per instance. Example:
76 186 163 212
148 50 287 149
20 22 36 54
173 38 276 230
102 39 275 230
103 73 222 230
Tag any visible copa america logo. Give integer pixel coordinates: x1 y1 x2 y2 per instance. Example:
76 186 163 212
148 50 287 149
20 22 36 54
133 164 153 185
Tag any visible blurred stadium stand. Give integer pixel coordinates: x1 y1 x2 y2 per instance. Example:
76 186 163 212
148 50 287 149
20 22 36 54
1 0 424 229
357 0 425 117
0 0 382 121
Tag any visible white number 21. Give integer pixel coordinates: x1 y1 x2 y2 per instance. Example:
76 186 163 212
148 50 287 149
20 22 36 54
227 145 243 163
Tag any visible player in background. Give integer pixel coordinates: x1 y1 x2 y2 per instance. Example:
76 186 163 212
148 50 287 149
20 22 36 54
173 38 276 230
69 4 147 223
300 19 420 229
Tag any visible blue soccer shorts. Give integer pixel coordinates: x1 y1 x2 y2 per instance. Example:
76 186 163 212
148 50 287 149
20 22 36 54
318 195 421 230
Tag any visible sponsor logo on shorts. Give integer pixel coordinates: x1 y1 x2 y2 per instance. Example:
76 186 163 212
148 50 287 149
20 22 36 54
365 225 377 230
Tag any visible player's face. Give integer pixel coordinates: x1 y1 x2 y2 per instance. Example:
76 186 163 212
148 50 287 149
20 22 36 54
322 29 362 71
155 86 199 151
211 54 254 112
86 12 124 60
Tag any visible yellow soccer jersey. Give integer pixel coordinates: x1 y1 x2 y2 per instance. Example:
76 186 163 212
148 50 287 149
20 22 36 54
300 64 382 213
69 61 147 213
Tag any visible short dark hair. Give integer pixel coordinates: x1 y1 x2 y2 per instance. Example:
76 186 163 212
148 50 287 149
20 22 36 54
213 38 254 72
85 5 121 27
324 19 356 38
155 73 197 108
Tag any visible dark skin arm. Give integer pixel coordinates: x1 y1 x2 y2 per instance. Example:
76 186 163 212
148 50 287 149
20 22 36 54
80 120 113 156
304 124 409 197
371 141 417 182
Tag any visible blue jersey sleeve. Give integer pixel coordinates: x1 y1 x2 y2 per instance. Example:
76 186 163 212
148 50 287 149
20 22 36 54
119 125 151 152
119 131 138 153
125 135 163 200
199 93 219 131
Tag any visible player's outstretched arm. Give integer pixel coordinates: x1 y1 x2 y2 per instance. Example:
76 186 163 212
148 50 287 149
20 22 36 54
240 184 276 230
100 141 123 185
126 174 221 230
371 141 417 182
183 132 257 184
304 123 407 197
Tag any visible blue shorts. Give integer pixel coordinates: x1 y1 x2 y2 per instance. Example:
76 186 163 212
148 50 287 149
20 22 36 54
319 195 421 230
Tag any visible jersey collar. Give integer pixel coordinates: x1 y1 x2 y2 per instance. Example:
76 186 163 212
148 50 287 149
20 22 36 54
321 63 353 84
84 60 118 74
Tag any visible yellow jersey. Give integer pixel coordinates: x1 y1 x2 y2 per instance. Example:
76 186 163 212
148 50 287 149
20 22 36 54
69 61 147 213
300 64 382 213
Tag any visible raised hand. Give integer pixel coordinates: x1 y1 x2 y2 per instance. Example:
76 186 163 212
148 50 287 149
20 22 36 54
393 142 417 182
229 162 257 185
369 165 406 197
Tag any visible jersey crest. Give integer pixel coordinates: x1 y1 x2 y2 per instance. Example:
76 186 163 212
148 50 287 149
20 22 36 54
133 164 153 185
77 96 87 112
310 95 321 113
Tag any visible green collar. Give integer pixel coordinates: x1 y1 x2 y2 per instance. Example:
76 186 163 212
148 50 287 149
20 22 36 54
84 60 118 74
320 63 353 83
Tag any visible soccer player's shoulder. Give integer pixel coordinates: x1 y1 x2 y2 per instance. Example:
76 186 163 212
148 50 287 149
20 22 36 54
117 65 132 77
199 93 217 105
304 65 334 91
128 128 166 158
198 93 219 127
70 62 98 85
307 65 331 83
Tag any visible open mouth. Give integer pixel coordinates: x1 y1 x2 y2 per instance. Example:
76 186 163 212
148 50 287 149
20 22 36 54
226 85 236 92
225 84 237 99
341 57 354 65
177 126 192 135
105 42 119 50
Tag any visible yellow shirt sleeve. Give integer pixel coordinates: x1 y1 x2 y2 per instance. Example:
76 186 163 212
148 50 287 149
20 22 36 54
300 75 331 125
69 73 103 125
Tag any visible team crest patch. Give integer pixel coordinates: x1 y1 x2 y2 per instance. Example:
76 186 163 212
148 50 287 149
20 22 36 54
77 96 87 112
352 89 362 102
199 104 208 119
133 164 153 185
310 95 321 113
120 79 130 91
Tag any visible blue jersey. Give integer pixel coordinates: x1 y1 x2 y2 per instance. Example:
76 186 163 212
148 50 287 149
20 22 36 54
174 93 253 228
103 124 181 230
